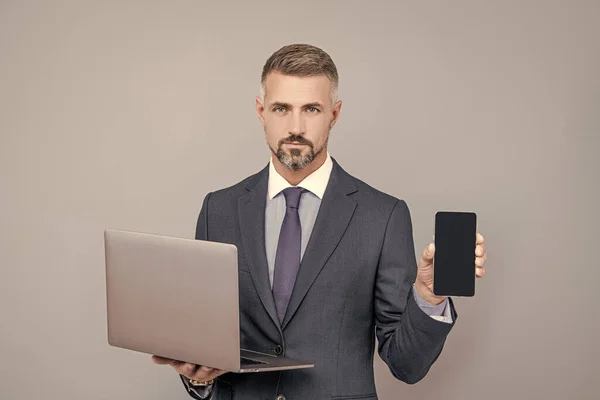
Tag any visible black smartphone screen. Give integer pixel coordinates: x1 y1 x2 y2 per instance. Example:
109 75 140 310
433 211 477 297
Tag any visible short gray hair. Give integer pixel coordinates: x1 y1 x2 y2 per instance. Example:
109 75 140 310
260 44 339 104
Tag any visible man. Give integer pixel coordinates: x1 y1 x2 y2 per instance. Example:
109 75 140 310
152 44 487 399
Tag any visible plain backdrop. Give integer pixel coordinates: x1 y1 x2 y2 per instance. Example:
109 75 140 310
1 1 599 399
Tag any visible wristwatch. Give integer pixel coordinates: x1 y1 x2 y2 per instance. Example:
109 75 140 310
189 378 214 386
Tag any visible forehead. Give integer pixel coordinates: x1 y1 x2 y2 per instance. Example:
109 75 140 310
264 72 332 104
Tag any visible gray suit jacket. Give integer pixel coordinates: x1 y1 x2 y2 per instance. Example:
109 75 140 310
188 158 457 400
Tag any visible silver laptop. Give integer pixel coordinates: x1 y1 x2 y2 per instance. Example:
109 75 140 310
104 228 314 373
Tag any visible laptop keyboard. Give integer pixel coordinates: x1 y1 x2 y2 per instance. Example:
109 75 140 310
240 357 269 366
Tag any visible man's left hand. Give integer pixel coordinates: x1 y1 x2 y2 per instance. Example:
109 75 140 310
414 233 487 305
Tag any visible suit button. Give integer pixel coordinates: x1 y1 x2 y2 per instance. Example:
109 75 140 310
274 345 283 355
275 395 286 400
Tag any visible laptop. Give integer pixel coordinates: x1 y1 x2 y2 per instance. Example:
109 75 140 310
104 228 314 373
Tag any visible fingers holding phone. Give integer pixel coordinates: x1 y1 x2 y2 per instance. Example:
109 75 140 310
475 233 486 278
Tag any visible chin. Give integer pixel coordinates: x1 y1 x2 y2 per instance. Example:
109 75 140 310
278 152 314 171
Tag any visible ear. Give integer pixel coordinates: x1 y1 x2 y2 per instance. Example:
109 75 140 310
330 100 342 129
256 96 266 125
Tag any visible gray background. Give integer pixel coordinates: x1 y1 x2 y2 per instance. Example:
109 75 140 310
1 1 598 399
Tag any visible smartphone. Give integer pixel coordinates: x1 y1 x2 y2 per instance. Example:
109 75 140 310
433 211 477 297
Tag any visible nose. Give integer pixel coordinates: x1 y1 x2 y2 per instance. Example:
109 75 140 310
288 111 305 135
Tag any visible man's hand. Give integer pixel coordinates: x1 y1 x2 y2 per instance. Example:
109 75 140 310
151 355 227 383
415 233 487 305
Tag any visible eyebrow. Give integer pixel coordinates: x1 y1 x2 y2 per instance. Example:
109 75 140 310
269 102 325 109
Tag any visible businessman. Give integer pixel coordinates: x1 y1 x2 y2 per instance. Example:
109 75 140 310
152 44 488 399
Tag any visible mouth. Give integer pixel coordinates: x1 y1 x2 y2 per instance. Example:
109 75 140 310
283 142 307 147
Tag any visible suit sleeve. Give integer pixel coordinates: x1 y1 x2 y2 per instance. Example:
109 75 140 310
195 192 212 241
180 375 215 399
374 200 457 384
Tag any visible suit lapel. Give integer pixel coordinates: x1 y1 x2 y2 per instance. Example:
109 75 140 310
237 166 281 329
281 160 358 329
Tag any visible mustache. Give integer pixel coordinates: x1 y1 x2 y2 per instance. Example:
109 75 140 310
279 135 313 148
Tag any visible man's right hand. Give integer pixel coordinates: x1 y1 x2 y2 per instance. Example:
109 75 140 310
151 355 227 383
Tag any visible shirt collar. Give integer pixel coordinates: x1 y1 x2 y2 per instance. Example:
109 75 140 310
268 152 333 200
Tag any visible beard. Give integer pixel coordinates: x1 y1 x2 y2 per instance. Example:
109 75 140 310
270 134 326 171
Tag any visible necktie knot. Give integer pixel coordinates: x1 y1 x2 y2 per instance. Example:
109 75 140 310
282 187 305 209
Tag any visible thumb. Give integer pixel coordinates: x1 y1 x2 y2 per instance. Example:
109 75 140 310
421 243 435 263
152 355 175 365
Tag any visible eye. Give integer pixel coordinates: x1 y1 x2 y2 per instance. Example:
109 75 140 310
273 106 286 113
306 106 320 113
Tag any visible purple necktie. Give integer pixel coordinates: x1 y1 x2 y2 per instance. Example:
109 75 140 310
272 187 305 323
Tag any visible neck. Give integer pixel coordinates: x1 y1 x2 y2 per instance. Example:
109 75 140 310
272 151 328 186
